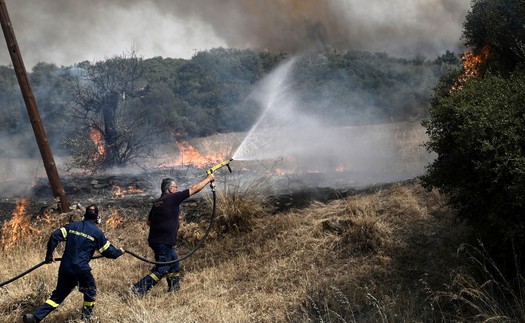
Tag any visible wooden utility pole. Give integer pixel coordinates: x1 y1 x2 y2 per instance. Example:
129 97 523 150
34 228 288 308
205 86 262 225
0 0 69 212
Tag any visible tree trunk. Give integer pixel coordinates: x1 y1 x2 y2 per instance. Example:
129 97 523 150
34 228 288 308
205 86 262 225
102 91 120 167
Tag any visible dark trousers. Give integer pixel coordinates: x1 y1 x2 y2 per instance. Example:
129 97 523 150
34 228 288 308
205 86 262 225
133 242 180 294
33 271 96 321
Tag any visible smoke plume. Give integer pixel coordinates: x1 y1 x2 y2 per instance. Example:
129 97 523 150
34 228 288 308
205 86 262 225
232 57 434 188
0 0 469 68
0 0 460 197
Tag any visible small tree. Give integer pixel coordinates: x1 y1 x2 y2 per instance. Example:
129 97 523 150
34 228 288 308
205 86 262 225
0 65 24 136
64 52 157 172
422 71 525 268
463 0 525 74
422 0 525 274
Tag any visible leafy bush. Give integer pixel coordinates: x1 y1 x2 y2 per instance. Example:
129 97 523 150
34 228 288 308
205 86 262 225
463 0 525 75
422 71 525 266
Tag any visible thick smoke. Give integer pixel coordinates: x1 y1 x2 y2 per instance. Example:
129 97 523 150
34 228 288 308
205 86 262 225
0 0 469 68
0 0 457 197
232 58 435 189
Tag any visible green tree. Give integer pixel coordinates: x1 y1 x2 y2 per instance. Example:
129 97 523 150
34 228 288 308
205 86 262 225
422 72 525 266
293 50 439 125
0 47 448 161
30 63 78 154
0 65 25 136
423 0 525 270
141 57 189 136
463 0 525 74
175 48 269 136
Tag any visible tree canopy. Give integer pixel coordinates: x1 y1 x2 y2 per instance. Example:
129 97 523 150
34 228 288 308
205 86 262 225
0 47 451 169
423 0 525 270
462 0 525 74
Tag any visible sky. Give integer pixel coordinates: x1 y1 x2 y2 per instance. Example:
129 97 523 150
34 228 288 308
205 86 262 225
0 0 471 69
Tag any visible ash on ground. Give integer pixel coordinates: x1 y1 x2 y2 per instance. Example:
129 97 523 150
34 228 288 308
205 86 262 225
0 160 422 223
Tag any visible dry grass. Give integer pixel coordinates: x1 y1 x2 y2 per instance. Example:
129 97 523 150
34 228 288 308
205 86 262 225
0 122 515 322
0 178 492 323
432 243 525 322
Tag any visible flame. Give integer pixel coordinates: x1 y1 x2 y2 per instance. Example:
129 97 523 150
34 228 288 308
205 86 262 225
453 45 490 90
90 127 105 160
105 208 123 229
112 185 144 198
1 199 40 251
162 141 225 168
275 168 286 176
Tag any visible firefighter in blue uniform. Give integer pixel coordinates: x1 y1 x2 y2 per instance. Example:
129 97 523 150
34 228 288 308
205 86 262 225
22 204 125 323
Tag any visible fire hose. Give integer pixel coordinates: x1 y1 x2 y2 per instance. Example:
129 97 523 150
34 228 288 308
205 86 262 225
0 159 233 288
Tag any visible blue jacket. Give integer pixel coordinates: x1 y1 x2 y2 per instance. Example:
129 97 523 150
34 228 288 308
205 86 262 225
46 220 123 274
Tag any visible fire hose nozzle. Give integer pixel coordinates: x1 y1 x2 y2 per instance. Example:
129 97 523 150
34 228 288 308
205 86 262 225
207 159 233 175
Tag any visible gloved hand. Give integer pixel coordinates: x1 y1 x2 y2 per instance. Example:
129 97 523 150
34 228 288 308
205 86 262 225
45 256 54 264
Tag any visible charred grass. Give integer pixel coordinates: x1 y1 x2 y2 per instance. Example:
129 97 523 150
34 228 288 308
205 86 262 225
0 179 521 322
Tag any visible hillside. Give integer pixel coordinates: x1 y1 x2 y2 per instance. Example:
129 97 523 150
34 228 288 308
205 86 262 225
0 179 481 322
2 122 517 322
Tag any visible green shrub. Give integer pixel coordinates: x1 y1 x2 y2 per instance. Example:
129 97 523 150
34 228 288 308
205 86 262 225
422 71 525 269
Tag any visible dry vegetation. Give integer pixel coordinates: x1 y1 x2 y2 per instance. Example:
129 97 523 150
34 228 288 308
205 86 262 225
0 178 493 323
1 123 522 322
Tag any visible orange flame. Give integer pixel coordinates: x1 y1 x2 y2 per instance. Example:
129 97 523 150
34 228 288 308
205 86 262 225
453 46 490 90
105 208 123 229
1 199 40 251
112 185 144 198
275 168 286 176
90 127 105 160
162 141 225 168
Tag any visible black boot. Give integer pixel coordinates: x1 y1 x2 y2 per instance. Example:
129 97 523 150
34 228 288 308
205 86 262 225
132 272 160 296
22 313 38 323
166 272 181 293
167 279 180 293
82 304 94 322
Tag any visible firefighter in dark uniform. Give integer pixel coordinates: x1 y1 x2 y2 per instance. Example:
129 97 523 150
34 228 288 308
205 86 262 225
22 204 125 323
132 174 214 296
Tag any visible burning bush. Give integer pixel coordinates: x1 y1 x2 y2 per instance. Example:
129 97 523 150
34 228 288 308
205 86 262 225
105 208 124 230
0 199 40 251
64 52 161 173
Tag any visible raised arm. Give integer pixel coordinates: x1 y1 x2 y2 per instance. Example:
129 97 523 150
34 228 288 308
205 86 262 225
189 174 215 196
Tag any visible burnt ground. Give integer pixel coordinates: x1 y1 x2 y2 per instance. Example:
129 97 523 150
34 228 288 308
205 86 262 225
0 164 421 224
